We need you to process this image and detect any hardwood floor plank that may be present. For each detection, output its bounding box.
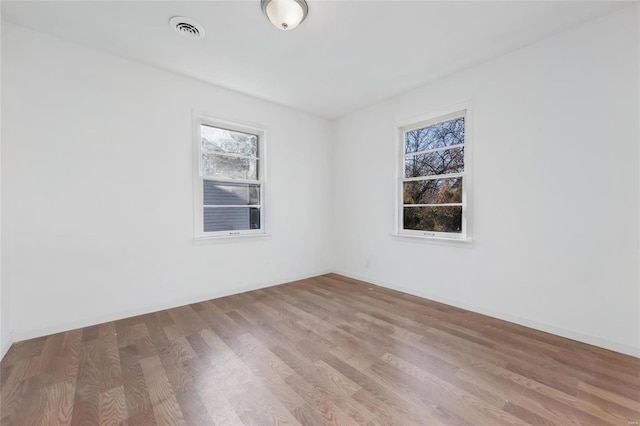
[197,382,244,425]
[1,273,638,425]
[373,353,529,426]
[53,330,82,384]
[167,306,209,336]
[98,385,128,425]
[121,408,157,426]
[1,361,30,425]
[323,351,437,424]
[227,334,306,413]
[515,387,616,426]
[576,388,640,425]
[502,400,557,426]
[119,344,152,417]
[174,390,212,425]
[33,333,65,378]
[291,402,327,425]
[139,355,185,425]
[226,381,302,426]
[42,379,76,425]
[11,372,54,425]
[282,372,364,425]
[578,381,640,412]
[313,359,361,396]
[352,387,437,426]
[454,365,527,407]
[98,323,123,392]
[81,325,100,343]
[70,340,101,426]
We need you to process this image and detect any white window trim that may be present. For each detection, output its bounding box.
[193,114,269,241]
[393,101,473,243]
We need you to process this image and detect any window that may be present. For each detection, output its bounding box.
[398,109,469,240]
[194,117,265,238]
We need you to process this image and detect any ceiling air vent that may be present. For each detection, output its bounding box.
[169,16,205,39]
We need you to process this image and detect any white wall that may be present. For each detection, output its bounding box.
[2,7,639,359]
[2,23,333,341]
[0,14,9,361]
[333,6,640,356]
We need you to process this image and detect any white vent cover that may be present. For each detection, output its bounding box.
[169,16,205,39]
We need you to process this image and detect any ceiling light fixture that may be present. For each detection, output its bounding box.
[261,0,308,31]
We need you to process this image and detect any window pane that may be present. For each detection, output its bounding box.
[202,153,258,180]
[204,207,260,232]
[403,206,462,233]
[405,117,464,154]
[204,181,259,206]
[405,147,463,178]
[403,177,462,205]
[201,125,258,157]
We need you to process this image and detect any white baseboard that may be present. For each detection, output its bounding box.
[12,269,332,343]
[332,269,640,358]
[10,268,639,359]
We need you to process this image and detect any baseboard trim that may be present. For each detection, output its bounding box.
[12,269,332,343]
[332,270,640,358]
[10,268,639,359]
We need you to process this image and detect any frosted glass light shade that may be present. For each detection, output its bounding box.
[261,0,308,31]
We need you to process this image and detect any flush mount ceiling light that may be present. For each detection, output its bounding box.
[261,0,308,31]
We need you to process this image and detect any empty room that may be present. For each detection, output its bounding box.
[0,0,639,425]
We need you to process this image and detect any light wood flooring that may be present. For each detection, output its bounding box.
[1,273,639,425]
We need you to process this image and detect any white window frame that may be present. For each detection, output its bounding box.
[193,115,267,240]
[395,103,472,242]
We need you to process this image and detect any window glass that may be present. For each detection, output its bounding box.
[399,112,467,237]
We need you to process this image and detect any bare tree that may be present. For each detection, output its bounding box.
[403,118,464,232]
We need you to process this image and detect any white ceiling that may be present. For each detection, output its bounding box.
[2,1,629,119]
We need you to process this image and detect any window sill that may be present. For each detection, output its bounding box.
[193,233,271,245]
[391,233,473,247]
